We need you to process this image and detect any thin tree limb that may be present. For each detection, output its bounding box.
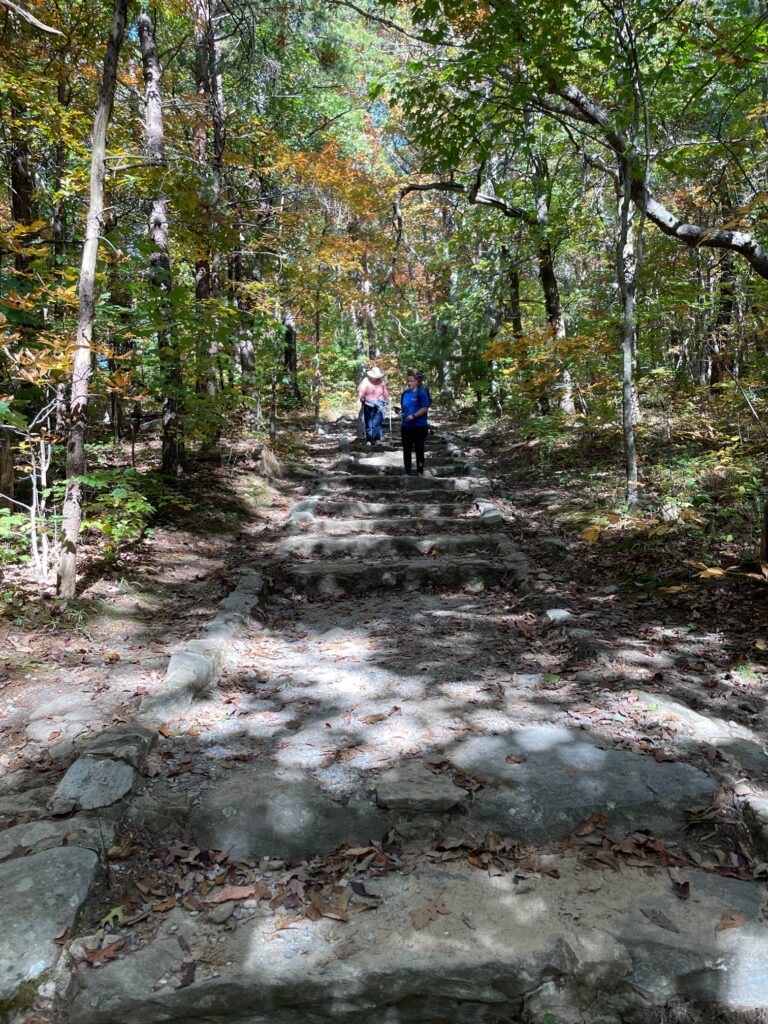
[0,0,63,35]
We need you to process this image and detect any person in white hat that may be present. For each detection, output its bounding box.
[357,366,390,446]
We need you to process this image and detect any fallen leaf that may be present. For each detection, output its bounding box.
[505,754,525,764]
[274,914,303,931]
[409,895,449,930]
[641,907,679,932]
[152,897,178,913]
[208,885,269,904]
[100,905,126,929]
[672,881,690,901]
[158,724,174,737]
[84,939,124,965]
[573,812,607,836]
[716,909,746,932]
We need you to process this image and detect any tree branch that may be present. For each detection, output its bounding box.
[0,0,63,34]
[400,178,534,224]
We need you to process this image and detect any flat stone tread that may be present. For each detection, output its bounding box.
[275,531,516,558]
[285,516,496,535]
[70,858,768,1024]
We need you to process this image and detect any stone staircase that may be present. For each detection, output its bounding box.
[53,425,768,1023]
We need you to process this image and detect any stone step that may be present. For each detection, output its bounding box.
[285,516,495,536]
[69,856,768,1024]
[342,461,470,478]
[306,498,471,519]
[69,730,765,1024]
[277,553,529,595]
[316,474,490,495]
[275,531,516,561]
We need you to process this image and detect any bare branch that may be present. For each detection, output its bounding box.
[0,0,63,35]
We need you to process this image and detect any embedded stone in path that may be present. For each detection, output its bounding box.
[0,816,114,863]
[69,859,768,1024]
[190,766,383,860]
[0,847,98,1004]
[449,726,715,842]
[48,755,136,815]
[375,760,466,813]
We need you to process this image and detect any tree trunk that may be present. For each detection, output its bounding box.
[282,308,300,402]
[0,430,14,510]
[138,10,184,476]
[617,165,639,509]
[56,0,130,598]
[709,251,735,388]
[9,104,36,276]
[313,297,322,433]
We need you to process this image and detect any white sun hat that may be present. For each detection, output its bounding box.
[367,366,384,380]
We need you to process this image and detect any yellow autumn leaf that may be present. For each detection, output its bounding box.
[581,526,601,543]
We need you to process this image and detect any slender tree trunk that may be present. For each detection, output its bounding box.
[138,11,184,476]
[193,0,213,392]
[709,251,735,388]
[313,295,321,433]
[282,308,300,402]
[9,103,36,276]
[617,165,639,509]
[57,0,130,598]
[0,430,13,510]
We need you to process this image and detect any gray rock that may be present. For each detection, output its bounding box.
[82,723,157,769]
[48,756,136,816]
[125,784,192,835]
[28,695,98,722]
[25,718,97,744]
[218,572,265,620]
[744,796,768,853]
[449,727,714,842]
[190,766,384,860]
[545,608,575,623]
[68,860,768,1024]
[375,761,465,813]
[140,650,215,719]
[539,536,569,553]
[0,816,113,863]
[0,847,98,1003]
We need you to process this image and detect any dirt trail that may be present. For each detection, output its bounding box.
[2,422,768,1024]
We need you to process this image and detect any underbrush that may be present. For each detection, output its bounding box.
[471,407,767,568]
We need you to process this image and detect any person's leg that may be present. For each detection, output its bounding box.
[414,427,427,474]
[372,407,383,441]
[363,405,374,442]
[401,428,413,473]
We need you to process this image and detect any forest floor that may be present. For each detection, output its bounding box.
[2,417,768,1023]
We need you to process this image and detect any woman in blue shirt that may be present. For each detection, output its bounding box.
[400,370,431,475]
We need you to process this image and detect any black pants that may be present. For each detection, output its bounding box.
[401,426,428,474]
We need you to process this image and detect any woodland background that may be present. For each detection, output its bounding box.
[1,0,767,600]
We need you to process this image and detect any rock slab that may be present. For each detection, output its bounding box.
[69,860,768,1024]
[449,726,714,842]
[191,767,383,860]
[375,761,465,813]
[0,847,98,1003]
[48,755,136,815]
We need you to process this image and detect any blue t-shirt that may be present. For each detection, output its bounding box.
[401,386,430,428]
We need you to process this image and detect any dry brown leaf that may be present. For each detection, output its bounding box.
[716,909,746,933]
[573,812,607,836]
[152,897,178,913]
[409,895,449,930]
[208,884,269,904]
[84,939,124,965]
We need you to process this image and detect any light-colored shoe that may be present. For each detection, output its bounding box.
[366,441,372,446]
